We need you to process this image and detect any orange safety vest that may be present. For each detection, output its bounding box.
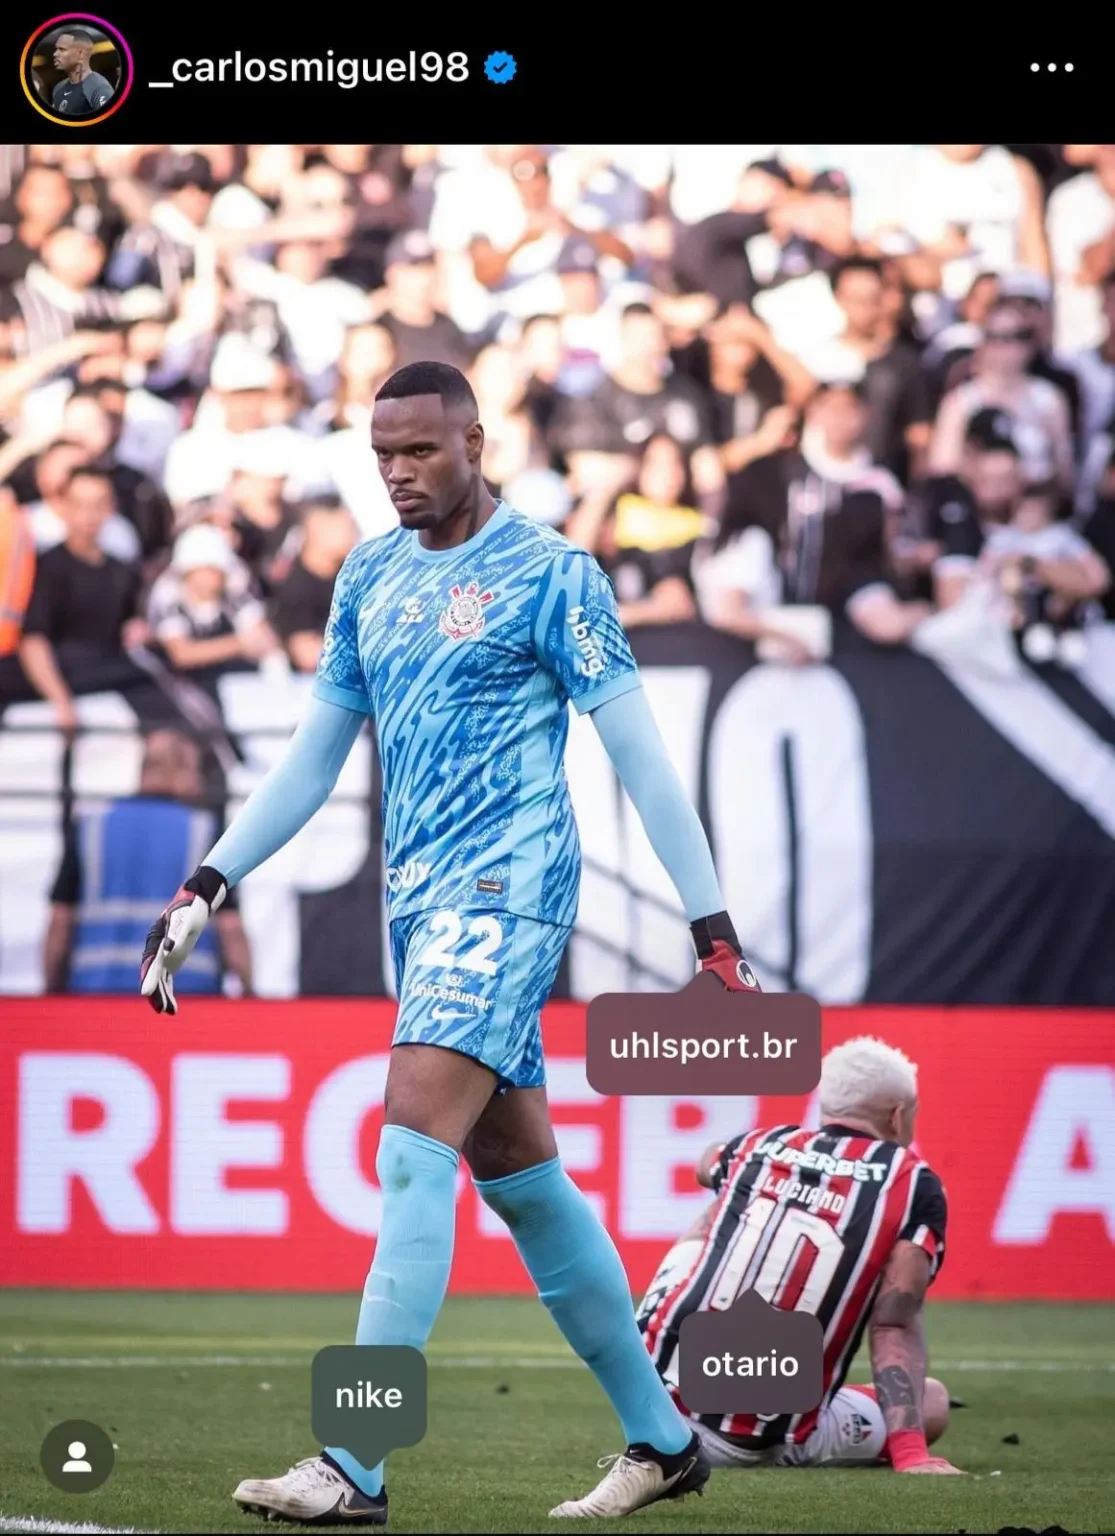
[0,500,36,657]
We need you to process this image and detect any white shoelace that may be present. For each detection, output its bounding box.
[594,1453,642,1475]
[282,1457,345,1496]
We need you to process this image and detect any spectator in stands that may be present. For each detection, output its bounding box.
[9,465,185,730]
[0,429,80,522]
[565,433,703,628]
[882,144,1049,303]
[553,301,723,501]
[656,290,721,385]
[798,257,934,483]
[24,438,140,563]
[747,168,858,353]
[673,159,795,307]
[1,140,1112,724]
[915,271,1002,407]
[916,429,1109,612]
[13,226,163,349]
[997,272,1083,448]
[318,143,414,292]
[376,230,475,371]
[931,274,1084,449]
[551,238,619,397]
[468,343,536,492]
[517,313,565,454]
[1048,143,1115,352]
[43,726,252,995]
[696,382,928,661]
[147,522,280,688]
[206,143,298,230]
[467,147,635,324]
[548,145,653,248]
[929,300,1075,496]
[230,237,372,402]
[322,321,399,433]
[0,481,35,660]
[911,429,1029,608]
[977,478,1109,664]
[162,334,327,510]
[217,452,300,589]
[315,323,399,539]
[269,495,358,672]
[0,163,74,283]
[57,389,173,561]
[705,306,812,474]
[105,151,217,306]
[1064,268,1115,472]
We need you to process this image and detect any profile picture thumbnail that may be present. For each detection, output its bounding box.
[21,14,133,125]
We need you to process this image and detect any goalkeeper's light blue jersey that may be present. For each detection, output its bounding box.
[314,499,641,929]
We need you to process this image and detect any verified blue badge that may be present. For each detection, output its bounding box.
[484,51,517,83]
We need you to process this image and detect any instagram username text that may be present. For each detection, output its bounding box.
[165,52,471,87]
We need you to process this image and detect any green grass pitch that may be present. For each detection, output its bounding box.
[0,1293,1112,1533]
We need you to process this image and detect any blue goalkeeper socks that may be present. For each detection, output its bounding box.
[476,1157,691,1456]
[324,1124,459,1498]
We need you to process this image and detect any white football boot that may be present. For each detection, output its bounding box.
[232,1454,388,1525]
[550,1433,709,1518]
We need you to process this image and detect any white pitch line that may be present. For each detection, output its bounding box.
[0,1353,1112,1373]
[0,1355,309,1369]
[942,1358,1115,1373]
[0,1353,583,1370]
[0,1516,155,1534]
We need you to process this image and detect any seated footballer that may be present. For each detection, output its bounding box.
[636,1037,963,1474]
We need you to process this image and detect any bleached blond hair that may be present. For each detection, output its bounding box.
[819,1036,918,1123]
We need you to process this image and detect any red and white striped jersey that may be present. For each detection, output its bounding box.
[639,1122,947,1448]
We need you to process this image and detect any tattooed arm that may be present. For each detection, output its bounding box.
[871,1241,930,1434]
[869,1240,964,1474]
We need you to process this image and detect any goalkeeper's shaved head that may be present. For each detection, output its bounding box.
[375,361,478,423]
[371,362,489,538]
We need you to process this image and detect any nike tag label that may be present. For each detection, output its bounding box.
[476,879,503,894]
[312,1346,427,1469]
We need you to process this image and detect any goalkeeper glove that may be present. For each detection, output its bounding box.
[140,864,227,1015]
[690,911,762,993]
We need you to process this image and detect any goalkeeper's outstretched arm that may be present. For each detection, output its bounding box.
[140,694,366,1014]
[588,685,761,993]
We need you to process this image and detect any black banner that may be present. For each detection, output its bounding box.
[297,623,1115,1006]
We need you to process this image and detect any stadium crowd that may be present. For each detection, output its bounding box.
[2,141,1115,735]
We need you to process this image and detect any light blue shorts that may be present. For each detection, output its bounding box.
[390,908,570,1089]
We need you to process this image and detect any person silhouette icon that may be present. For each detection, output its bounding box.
[41,1419,114,1491]
[63,1441,92,1474]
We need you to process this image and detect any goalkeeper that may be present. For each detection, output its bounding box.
[140,360,760,1526]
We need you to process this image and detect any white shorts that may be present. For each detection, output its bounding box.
[637,1240,886,1470]
[691,1387,887,1469]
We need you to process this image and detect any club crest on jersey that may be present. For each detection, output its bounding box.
[849,1412,874,1445]
[439,582,494,640]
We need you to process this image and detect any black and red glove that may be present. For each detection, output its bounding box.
[690,911,762,992]
[140,864,227,1015]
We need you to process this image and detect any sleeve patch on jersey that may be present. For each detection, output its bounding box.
[532,550,640,709]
